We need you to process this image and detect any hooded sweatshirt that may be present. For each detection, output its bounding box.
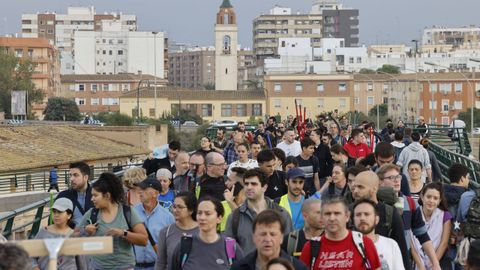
[396,142,431,178]
[391,141,406,160]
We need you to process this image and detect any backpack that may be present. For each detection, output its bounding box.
[286,230,300,258]
[179,235,237,268]
[308,231,372,270]
[464,189,480,239]
[89,204,157,252]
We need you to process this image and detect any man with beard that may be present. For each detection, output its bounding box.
[353,198,405,270]
[275,168,306,230]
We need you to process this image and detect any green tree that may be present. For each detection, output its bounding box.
[245,79,263,90]
[368,104,388,116]
[377,64,400,74]
[458,107,480,130]
[0,49,44,118]
[43,97,81,121]
[359,68,376,74]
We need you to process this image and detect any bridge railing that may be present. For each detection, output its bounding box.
[429,140,480,188]
[0,166,132,239]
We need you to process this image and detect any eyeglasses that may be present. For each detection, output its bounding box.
[209,163,227,167]
[382,174,402,182]
[172,204,187,210]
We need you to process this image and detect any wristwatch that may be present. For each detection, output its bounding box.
[123,230,128,238]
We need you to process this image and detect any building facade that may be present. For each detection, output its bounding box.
[253,6,322,61]
[422,26,480,49]
[0,37,61,117]
[168,47,255,90]
[73,26,167,78]
[21,6,137,74]
[264,74,354,118]
[120,88,265,122]
[61,74,165,115]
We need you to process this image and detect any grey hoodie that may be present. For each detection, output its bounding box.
[396,142,431,177]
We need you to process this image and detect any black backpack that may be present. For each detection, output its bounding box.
[464,189,480,239]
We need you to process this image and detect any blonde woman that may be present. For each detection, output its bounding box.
[123,167,147,206]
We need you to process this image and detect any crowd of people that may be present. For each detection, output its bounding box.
[1,115,480,270]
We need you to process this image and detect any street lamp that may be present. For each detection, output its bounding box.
[152,31,158,119]
[136,71,150,125]
[425,61,475,133]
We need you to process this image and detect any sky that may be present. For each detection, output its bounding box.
[1,0,479,48]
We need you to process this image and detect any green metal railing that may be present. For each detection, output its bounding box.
[0,166,131,239]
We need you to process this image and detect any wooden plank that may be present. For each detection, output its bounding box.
[13,236,113,257]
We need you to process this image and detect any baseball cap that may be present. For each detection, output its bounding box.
[136,178,162,193]
[286,168,305,180]
[52,198,73,212]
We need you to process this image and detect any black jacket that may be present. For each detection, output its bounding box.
[142,157,174,176]
[56,184,94,227]
[314,144,334,178]
[230,250,308,270]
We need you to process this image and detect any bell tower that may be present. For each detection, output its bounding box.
[215,0,238,90]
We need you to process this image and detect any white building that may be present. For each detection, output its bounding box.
[74,24,165,78]
[21,6,137,74]
[263,36,480,75]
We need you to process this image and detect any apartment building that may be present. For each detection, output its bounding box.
[73,24,167,78]
[264,74,354,118]
[253,6,322,61]
[61,74,166,115]
[120,88,265,122]
[21,6,137,74]
[0,37,61,117]
[168,47,255,90]
[422,26,480,49]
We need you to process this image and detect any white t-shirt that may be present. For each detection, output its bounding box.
[374,235,405,270]
[277,140,301,157]
[227,159,258,176]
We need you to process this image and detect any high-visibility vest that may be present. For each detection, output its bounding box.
[219,200,232,232]
[278,194,292,217]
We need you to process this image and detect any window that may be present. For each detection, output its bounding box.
[429,83,437,92]
[356,57,362,63]
[317,83,324,92]
[317,98,324,108]
[236,104,246,117]
[274,99,281,108]
[221,104,232,117]
[149,109,156,117]
[118,50,123,55]
[367,96,374,105]
[102,50,106,55]
[440,83,451,94]
[295,83,303,92]
[455,83,462,92]
[78,84,85,91]
[91,98,99,105]
[339,98,346,108]
[442,117,450,125]
[103,84,109,91]
[223,35,231,54]
[202,104,212,117]
[383,97,388,104]
[354,98,360,104]
[75,98,86,106]
[367,82,373,91]
[383,83,389,92]
[354,83,359,91]
[274,83,282,92]
[102,98,119,105]
[123,84,130,91]
[295,99,303,106]
[109,50,112,55]
[252,104,262,116]
[91,84,97,92]
[15,49,23,57]
[339,83,347,91]
[454,101,463,110]
[27,49,33,57]
[47,29,54,34]
[442,100,449,112]
[429,101,437,110]
[349,57,354,64]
